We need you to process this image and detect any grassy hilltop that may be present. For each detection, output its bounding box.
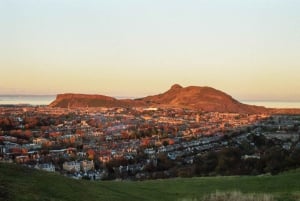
[1,163,300,201]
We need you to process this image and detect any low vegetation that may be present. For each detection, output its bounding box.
[201,191,274,201]
[180,191,275,201]
[1,163,300,201]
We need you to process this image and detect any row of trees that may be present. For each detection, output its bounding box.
[193,146,300,176]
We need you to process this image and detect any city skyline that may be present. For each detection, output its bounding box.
[1,0,300,101]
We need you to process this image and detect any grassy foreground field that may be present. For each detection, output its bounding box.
[0,163,300,201]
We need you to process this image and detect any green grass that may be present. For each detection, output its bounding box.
[199,191,274,201]
[1,163,300,201]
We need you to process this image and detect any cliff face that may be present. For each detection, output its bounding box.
[49,85,268,114]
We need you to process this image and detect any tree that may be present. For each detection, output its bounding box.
[162,140,169,146]
[195,152,218,176]
[24,130,33,140]
[263,146,288,175]
[215,148,242,175]
[157,153,174,171]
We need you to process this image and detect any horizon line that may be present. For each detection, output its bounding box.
[1,94,300,102]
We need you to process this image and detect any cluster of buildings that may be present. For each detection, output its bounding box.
[0,106,299,180]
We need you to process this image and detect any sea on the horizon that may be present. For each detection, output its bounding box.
[0,95,56,105]
[1,95,300,109]
[242,100,300,109]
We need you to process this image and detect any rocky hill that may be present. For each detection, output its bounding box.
[49,93,144,108]
[49,84,268,114]
[139,84,267,113]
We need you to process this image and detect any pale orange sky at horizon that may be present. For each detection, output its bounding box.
[1,0,300,101]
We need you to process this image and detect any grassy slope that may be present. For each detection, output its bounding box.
[1,163,300,201]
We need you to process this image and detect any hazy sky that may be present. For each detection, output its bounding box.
[1,0,299,100]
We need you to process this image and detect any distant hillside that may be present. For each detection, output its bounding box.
[1,163,300,201]
[49,93,145,108]
[50,84,268,114]
[139,84,267,113]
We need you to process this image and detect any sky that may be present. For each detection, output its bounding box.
[0,0,300,101]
